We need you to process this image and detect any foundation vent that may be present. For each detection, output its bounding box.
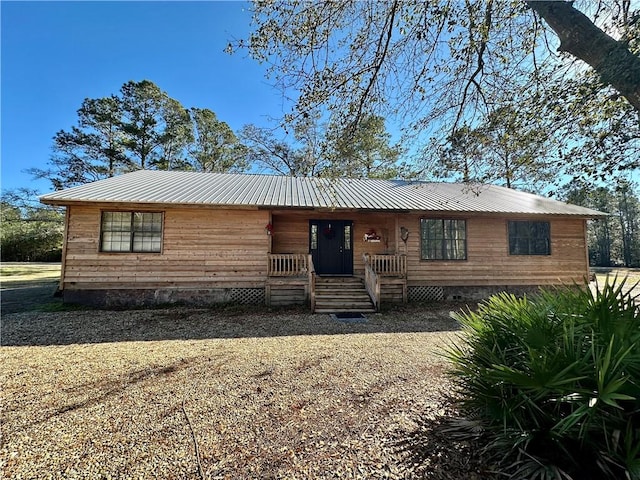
[229,288,265,305]
[408,286,444,302]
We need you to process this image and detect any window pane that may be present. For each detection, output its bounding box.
[444,220,456,240]
[132,213,162,252]
[509,237,521,255]
[446,239,467,260]
[102,231,132,252]
[427,244,442,260]
[344,225,351,250]
[101,212,132,251]
[430,220,443,240]
[532,238,549,255]
[421,218,466,260]
[102,212,131,232]
[133,232,161,252]
[101,211,162,253]
[458,239,467,259]
[134,212,162,232]
[508,221,550,255]
[310,224,318,250]
[420,219,438,259]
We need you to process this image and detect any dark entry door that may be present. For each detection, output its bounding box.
[310,220,353,275]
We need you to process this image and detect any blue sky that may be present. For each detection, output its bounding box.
[2,2,637,197]
[2,1,287,193]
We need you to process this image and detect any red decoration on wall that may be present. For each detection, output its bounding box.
[265,223,273,235]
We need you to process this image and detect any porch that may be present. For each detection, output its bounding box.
[266,253,407,312]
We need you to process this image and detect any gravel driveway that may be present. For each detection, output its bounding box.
[1,282,60,315]
[1,263,62,315]
[1,304,487,479]
[2,264,634,478]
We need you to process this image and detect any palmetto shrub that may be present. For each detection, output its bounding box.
[447,279,640,480]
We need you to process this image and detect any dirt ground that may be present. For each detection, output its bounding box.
[0,264,492,479]
[1,305,486,479]
[1,264,637,479]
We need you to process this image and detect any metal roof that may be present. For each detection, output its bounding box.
[39,170,606,217]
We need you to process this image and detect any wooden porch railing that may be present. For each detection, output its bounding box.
[363,255,381,311]
[268,254,316,311]
[364,254,407,277]
[268,253,309,277]
[308,255,316,312]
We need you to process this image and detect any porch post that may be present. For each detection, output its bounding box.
[395,214,400,254]
[266,211,273,306]
[267,211,273,254]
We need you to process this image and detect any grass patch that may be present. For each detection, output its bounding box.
[1,263,61,284]
[1,268,38,277]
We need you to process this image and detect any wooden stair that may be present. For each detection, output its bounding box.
[314,276,376,314]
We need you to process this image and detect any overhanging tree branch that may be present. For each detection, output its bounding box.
[454,0,494,131]
[351,1,399,131]
[528,0,640,111]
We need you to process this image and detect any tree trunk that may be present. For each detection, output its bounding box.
[618,189,633,267]
[527,1,640,112]
[504,154,512,189]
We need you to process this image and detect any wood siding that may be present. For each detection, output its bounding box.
[62,205,270,290]
[271,210,398,275]
[403,214,589,286]
[271,211,589,286]
[61,205,589,293]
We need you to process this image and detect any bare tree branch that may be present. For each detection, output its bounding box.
[453,0,493,131]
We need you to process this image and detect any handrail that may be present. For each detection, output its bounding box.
[308,254,316,312]
[363,254,380,311]
[268,253,309,277]
[366,254,407,277]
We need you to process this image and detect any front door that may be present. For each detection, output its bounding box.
[310,220,353,275]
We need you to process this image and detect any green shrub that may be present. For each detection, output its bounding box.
[447,278,640,479]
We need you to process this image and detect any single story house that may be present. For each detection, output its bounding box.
[40,170,605,312]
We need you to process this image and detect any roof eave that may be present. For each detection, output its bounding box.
[39,196,607,219]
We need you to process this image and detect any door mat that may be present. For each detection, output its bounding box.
[330,312,367,323]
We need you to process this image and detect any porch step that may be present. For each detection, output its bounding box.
[314,276,376,313]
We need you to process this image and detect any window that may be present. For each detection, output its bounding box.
[420,219,467,260]
[100,211,162,253]
[344,224,351,250]
[508,221,550,255]
[310,224,318,250]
